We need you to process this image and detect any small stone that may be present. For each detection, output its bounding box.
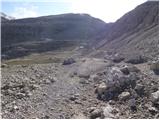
[44,79,51,84]
[49,76,56,83]
[88,107,97,113]
[118,92,130,100]
[29,84,39,90]
[62,58,76,65]
[13,105,19,110]
[74,93,80,98]
[69,95,78,101]
[21,65,27,67]
[154,114,159,119]
[72,113,87,119]
[2,84,10,90]
[78,74,90,79]
[96,82,107,95]
[74,100,82,104]
[148,107,158,114]
[90,108,102,119]
[112,54,124,63]
[79,79,89,84]
[1,64,8,68]
[127,66,140,73]
[135,84,145,96]
[91,74,100,82]
[129,98,137,112]
[42,115,50,119]
[108,100,115,105]
[16,93,26,99]
[120,66,130,75]
[26,91,32,97]
[6,89,14,95]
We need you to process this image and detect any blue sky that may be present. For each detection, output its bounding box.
[1,0,147,22]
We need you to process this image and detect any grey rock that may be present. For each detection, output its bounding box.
[151,91,159,104]
[78,74,90,79]
[41,115,50,119]
[88,107,97,113]
[44,79,51,84]
[1,64,8,68]
[16,93,26,99]
[108,100,116,105]
[127,66,140,73]
[21,65,28,67]
[2,84,10,90]
[135,84,145,96]
[112,54,125,63]
[150,61,159,75]
[79,78,89,84]
[72,113,87,119]
[118,92,130,100]
[96,82,107,96]
[13,105,19,110]
[102,104,115,118]
[101,67,137,100]
[129,98,137,111]
[125,55,147,64]
[90,108,102,119]
[120,66,130,75]
[148,107,158,114]
[69,94,79,101]
[48,76,56,83]
[62,58,76,65]
[26,91,32,97]
[29,84,39,90]
[5,89,14,95]
[91,74,100,82]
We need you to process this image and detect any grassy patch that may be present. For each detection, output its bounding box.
[3,50,75,65]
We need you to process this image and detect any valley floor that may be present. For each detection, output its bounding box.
[1,51,159,119]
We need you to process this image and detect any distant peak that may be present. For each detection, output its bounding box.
[1,12,15,20]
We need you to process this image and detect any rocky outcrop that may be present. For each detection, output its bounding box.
[96,66,139,100]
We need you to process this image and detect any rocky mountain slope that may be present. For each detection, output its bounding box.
[2,13,107,59]
[92,1,159,61]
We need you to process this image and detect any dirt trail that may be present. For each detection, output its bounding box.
[1,62,101,119]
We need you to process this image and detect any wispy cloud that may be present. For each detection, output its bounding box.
[11,4,39,19]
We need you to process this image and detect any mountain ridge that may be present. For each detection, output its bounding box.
[1,1,159,60]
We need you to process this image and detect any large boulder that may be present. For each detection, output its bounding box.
[102,104,115,118]
[89,108,103,119]
[62,58,76,65]
[125,55,147,64]
[151,91,159,105]
[120,65,140,74]
[118,91,130,100]
[97,67,138,100]
[111,54,125,63]
[135,84,145,96]
[150,61,159,75]
[96,82,107,99]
